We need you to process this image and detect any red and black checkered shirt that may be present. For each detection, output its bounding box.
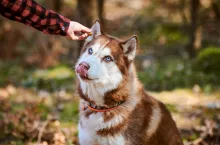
[0,0,70,36]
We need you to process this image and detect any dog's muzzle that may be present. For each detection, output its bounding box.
[76,62,90,77]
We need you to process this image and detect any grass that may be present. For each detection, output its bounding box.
[165,104,178,113]
[60,101,79,124]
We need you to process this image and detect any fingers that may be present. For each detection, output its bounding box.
[67,21,91,40]
[78,33,89,40]
[68,32,89,40]
[68,33,79,40]
[80,25,92,33]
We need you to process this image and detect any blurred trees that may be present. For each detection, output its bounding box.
[75,0,97,58]
[0,19,23,60]
[212,0,220,22]
[149,0,220,58]
[46,0,62,12]
[188,0,201,58]
[0,0,220,61]
[97,0,105,27]
[186,0,220,58]
[75,0,105,58]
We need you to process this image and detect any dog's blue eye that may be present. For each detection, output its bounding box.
[104,56,112,62]
[88,48,93,55]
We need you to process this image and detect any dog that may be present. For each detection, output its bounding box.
[75,20,183,145]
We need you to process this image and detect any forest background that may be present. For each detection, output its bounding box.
[0,0,220,144]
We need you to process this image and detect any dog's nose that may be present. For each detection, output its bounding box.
[76,62,90,77]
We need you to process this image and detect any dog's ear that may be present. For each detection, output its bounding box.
[85,20,103,43]
[121,35,137,61]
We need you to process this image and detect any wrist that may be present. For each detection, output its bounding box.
[61,18,70,36]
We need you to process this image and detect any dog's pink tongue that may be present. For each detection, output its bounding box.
[76,65,88,77]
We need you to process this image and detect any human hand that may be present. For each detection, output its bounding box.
[67,21,92,40]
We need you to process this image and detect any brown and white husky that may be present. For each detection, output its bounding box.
[75,20,183,145]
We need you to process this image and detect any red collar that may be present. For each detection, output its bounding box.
[85,101,124,112]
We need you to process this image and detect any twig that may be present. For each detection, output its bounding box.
[192,137,203,144]
[37,118,51,145]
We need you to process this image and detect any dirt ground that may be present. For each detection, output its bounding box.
[0,85,219,145]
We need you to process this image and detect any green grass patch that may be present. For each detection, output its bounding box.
[10,102,25,113]
[37,103,51,120]
[22,65,76,91]
[60,101,79,124]
[165,104,178,113]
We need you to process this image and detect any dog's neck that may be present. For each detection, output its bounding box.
[84,100,125,112]
[78,63,140,107]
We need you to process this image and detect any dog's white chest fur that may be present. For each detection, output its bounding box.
[78,108,125,145]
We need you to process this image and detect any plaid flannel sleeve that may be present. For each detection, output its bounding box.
[0,0,70,36]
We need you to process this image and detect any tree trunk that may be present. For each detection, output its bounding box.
[97,0,105,27]
[187,0,200,58]
[211,0,220,23]
[45,0,62,12]
[54,0,62,12]
[76,0,97,29]
[179,0,187,24]
[73,0,98,61]
[0,22,22,60]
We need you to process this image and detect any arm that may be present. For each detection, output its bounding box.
[0,0,70,36]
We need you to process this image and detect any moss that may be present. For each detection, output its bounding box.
[195,47,220,75]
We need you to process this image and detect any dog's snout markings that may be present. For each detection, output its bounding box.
[76,20,183,145]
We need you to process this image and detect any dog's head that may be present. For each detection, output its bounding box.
[75,20,137,105]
